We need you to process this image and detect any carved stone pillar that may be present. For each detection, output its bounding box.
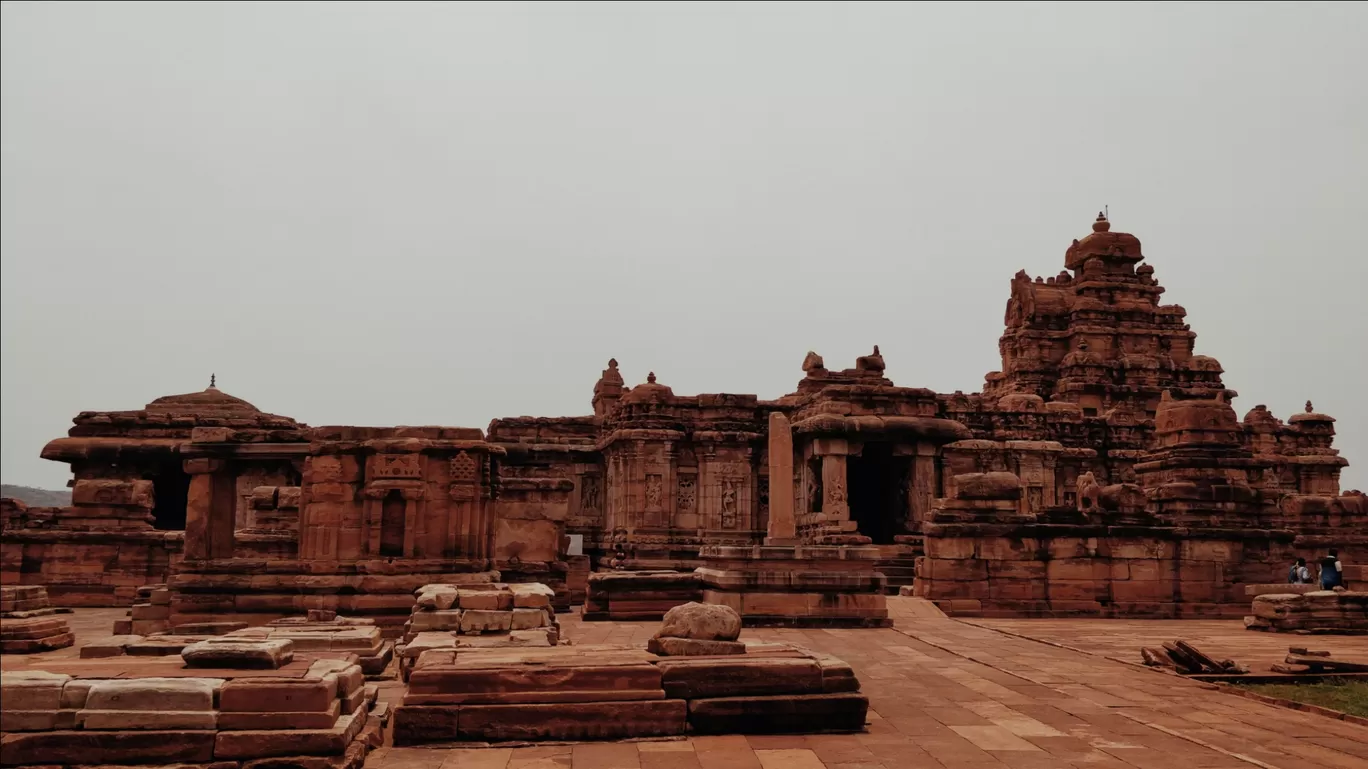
[766,413,797,544]
[184,458,236,560]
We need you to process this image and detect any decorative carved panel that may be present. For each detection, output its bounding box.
[450,452,479,484]
[372,453,422,480]
[645,474,664,511]
[580,475,602,513]
[677,477,696,512]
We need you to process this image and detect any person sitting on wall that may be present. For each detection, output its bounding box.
[1318,549,1344,590]
[1288,557,1311,584]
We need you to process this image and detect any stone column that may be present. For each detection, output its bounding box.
[766,413,797,544]
[184,458,236,560]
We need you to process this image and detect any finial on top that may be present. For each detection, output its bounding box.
[1093,211,1111,233]
[1306,400,1314,413]
[209,373,216,389]
[872,345,880,355]
[608,358,618,369]
[647,372,657,384]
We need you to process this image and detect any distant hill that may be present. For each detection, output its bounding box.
[1,484,71,507]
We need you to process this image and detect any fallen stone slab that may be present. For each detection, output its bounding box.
[220,677,337,713]
[687,692,869,734]
[84,677,222,712]
[182,639,295,669]
[657,657,823,699]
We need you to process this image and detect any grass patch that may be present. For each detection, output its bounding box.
[1235,679,1368,718]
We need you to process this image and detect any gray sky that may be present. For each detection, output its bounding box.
[3,1,1365,492]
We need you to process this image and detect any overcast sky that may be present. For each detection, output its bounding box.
[3,1,1365,492]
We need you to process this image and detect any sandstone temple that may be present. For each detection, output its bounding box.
[4,214,1364,624]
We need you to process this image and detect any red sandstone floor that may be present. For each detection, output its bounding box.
[6,601,1368,768]
[968,616,1368,676]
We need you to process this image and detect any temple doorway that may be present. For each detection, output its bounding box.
[379,490,406,557]
[847,443,907,545]
[151,467,190,531]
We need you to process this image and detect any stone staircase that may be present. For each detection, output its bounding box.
[875,536,924,595]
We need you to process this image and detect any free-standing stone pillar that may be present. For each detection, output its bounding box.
[184,458,236,560]
[766,413,797,544]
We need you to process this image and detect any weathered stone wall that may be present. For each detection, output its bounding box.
[1,501,183,606]
[916,518,1368,618]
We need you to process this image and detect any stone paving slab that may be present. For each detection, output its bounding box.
[971,616,1368,675]
[6,603,1368,768]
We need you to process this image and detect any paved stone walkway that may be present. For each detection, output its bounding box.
[367,597,1368,768]
[5,602,1366,768]
[970,616,1368,675]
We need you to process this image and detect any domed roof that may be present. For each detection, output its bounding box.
[144,377,261,415]
[1065,213,1143,270]
[619,372,675,406]
[1289,400,1335,424]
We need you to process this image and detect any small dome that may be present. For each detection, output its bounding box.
[145,380,261,415]
[1065,213,1143,270]
[1290,400,1335,424]
[619,372,675,406]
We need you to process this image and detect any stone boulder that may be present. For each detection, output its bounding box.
[656,602,741,642]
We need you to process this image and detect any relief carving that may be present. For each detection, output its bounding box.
[645,474,663,511]
[720,480,739,529]
[372,453,422,480]
[580,475,602,513]
[450,452,479,484]
[758,476,769,518]
[677,477,696,512]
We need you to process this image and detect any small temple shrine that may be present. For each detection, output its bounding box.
[3,214,1363,622]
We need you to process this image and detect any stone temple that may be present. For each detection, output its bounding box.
[3,214,1364,625]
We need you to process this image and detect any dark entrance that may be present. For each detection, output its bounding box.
[380,490,406,557]
[151,467,191,531]
[847,443,907,545]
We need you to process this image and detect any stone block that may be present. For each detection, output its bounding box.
[508,582,556,609]
[392,704,461,744]
[510,608,549,629]
[647,637,747,656]
[687,692,869,734]
[80,635,144,658]
[182,639,295,669]
[459,609,512,634]
[0,709,63,732]
[84,677,222,712]
[414,585,458,610]
[409,610,463,632]
[1,671,71,710]
[220,677,337,713]
[454,699,686,742]
[457,589,512,611]
[507,629,555,647]
[406,661,663,704]
[0,730,217,765]
[213,705,367,759]
[78,709,219,730]
[218,700,343,731]
[658,658,823,699]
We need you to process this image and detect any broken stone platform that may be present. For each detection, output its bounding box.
[696,544,890,627]
[1245,589,1368,634]
[395,582,561,681]
[582,570,703,622]
[0,634,389,768]
[392,640,867,744]
[1,586,74,655]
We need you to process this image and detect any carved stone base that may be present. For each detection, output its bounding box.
[696,545,890,627]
